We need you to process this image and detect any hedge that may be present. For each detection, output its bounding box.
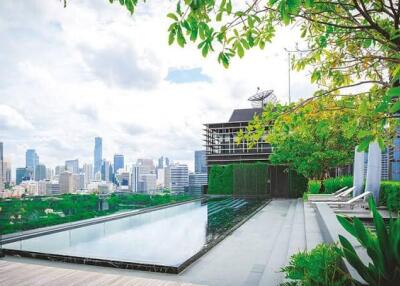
[208,164,234,195]
[379,181,400,212]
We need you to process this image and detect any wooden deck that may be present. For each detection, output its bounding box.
[0,260,202,286]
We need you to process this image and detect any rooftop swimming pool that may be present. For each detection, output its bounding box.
[1,197,268,273]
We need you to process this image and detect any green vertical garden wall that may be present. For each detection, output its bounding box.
[208,163,307,198]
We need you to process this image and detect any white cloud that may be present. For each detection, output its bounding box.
[0,0,316,174]
[0,105,34,131]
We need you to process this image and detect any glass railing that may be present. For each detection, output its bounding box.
[0,192,199,238]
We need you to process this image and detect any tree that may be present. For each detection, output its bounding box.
[238,96,396,180]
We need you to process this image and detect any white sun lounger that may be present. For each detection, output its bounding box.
[313,191,371,209]
[308,186,348,198]
[308,186,355,202]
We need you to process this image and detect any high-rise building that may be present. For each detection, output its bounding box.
[157,156,164,169]
[0,142,3,192]
[16,167,28,185]
[3,159,12,185]
[34,164,47,181]
[113,154,124,173]
[83,163,93,186]
[141,174,157,192]
[72,173,85,191]
[189,172,208,194]
[55,165,66,176]
[26,149,39,178]
[46,168,54,180]
[137,159,155,174]
[101,160,112,182]
[131,165,140,192]
[94,137,103,175]
[59,171,73,194]
[195,150,207,173]
[165,157,170,167]
[65,159,79,174]
[169,164,189,192]
[156,168,165,188]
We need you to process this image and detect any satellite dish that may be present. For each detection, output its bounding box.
[248,89,277,108]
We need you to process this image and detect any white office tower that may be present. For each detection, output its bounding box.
[72,173,85,191]
[0,142,3,192]
[156,168,165,189]
[59,171,73,194]
[83,163,93,186]
[38,180,47,195]
[45,180,60,195]
[169,164,189,192]
[136,159,155,174]
[141,174,157,193]
[131,165,140,192]
[3,159,11,186]
[46,168,54,180]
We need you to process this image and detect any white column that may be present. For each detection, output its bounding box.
[353,147,365,197]
[365,141,382,203]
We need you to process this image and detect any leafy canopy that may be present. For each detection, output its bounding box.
[237,97,396,179]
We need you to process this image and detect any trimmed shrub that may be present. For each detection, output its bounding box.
[323,176,353,194]
[308,180,321,194]
[280,243,351,286]
[379,181,400,212]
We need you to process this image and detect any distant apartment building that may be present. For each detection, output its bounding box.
[195,150,207,173]
[26,149,39,178]
[101,160,113,182]
[113,154,124,173]
[189,172,208,195]
[45,180,60,195]
[168,164,189,192]
[72,173,85,191]
[131,165,140,192]
[141,174,157,192]
[55,165,66,176]
[59,171,73,194]
[16,167,28,185]
[83,163,93,186]
[0,142,3,192]
[65,159,79,174]
[34,164,47,181]
[3,159,12,186]
[156,168,165,188]
[137,159,155,174]
[157,156,164,169]
[94,137,103,175]
[20,180,39,196]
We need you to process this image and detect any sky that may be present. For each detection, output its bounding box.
[0,0,315,174]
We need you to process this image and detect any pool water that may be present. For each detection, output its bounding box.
[2,198,266,271]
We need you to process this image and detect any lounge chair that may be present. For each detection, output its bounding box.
[313,191,371,209]
[308,186,355,202]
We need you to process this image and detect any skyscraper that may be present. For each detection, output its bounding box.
[131,165,140,192]
[195,150,207,173]
[16,167,28,185]
[157,156,164,169]
[26,149,39,178]
[169,164,189,192]
[83,163,93,185]
[0,142,3,192]
[65,159,79,174]
[59,171,73,194]
[165,157,170,167]
[94,137,102,175]
[34,164,47,181]
[113,154,124,173]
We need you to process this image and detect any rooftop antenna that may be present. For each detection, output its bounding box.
[248,89,277,108]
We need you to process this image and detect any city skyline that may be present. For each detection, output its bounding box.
[0,1,315,172]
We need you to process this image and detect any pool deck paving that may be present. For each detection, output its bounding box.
[0,199,322,286]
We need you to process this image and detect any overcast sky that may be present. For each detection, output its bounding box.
[0,0,315,173]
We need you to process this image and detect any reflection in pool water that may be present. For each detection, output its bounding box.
[3,198,265,268]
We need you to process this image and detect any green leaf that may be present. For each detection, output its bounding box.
[337,215,357,237]
[389,101,400,113]
[236,41,244,58]
[166,13,179,21]
[387,87,400,99]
